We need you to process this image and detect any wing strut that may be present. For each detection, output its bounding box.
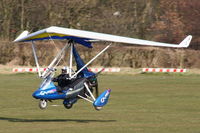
[69,42,73,77]
[70,43,112,79]
[31,41,41,77]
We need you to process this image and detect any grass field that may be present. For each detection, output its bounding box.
[1,73,200,133]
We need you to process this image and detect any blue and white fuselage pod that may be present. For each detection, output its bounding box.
[32,82,66,100]
[32,77,66,100]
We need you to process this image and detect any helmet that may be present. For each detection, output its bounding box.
[61,66,69,74]
[62,66,67,70]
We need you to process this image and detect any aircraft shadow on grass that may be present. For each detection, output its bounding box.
[0,117,116,123]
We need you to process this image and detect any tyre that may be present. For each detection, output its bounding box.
[64,103,73,109]
[39,99,48,109]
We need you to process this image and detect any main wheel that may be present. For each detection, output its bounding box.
[39,99,48,109]
[64,103,73,109]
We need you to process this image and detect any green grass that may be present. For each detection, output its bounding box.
[1,73,200,133]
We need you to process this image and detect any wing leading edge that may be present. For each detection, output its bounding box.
[14,26,192,48]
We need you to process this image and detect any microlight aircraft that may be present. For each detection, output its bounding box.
[14,26,192,110]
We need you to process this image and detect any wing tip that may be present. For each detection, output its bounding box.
[178,35,192,48]
[13,30,29,42]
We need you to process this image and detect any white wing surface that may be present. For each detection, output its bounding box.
[14,26,192,48]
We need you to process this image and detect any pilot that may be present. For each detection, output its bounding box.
[52,66,71,92]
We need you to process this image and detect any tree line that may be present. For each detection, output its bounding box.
[0,0,200,67]
[0,0,199,47]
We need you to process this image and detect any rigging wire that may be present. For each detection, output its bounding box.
[47,34,67,67]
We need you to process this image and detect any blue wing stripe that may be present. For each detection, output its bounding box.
[23,36,93,48]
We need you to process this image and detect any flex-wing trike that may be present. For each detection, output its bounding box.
[32,41,111,110]
[13,26,192,110]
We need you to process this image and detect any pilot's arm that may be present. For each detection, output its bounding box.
[52,76,59,82]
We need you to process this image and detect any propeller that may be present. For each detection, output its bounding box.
[91,68,104,97]
[86,68,104,98]
[94,78,99,97]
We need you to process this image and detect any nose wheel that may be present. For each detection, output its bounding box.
[39,99,48,109]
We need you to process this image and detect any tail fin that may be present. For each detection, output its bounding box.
[93,89,111,110]
[178,35,192,48]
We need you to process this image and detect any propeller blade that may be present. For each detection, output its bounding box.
[95,80,99,97]
[95,68,105,77]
